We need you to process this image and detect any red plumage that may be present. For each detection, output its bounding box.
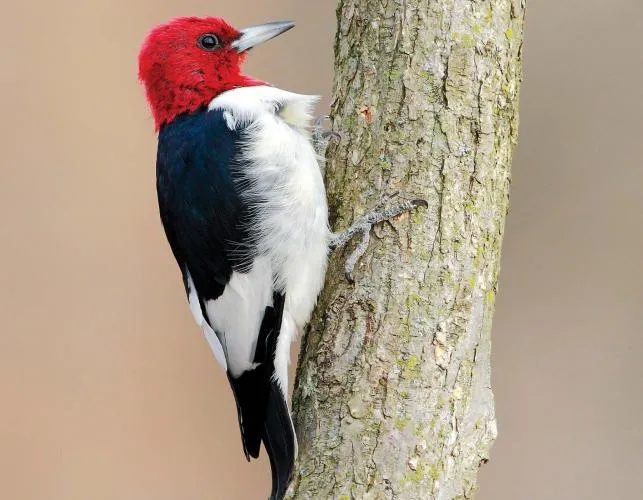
[138,17,264,130]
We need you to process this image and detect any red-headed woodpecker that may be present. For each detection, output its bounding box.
[138,17,329,499]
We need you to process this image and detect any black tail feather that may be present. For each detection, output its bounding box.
[227,292,295,499]
[262,379,296,500]
[227,369,267,459]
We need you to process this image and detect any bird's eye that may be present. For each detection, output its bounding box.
[198,34,220,51]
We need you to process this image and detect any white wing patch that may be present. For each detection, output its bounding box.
[186,273,227,370]
[204,257,274,378]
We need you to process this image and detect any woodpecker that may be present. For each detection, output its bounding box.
[138,17,328,499]
[139,15,426,500]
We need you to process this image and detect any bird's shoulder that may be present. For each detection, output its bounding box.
[156,107,244,225]
[156,106,243,170]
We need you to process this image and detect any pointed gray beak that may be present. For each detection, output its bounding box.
[231,21,295,53]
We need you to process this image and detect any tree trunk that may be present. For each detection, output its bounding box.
[288,1,524,498]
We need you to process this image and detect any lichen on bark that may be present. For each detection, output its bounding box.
[288,1,525,498]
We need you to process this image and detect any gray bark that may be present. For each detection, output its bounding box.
[289,1,524,498]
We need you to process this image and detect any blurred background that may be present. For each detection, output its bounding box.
[0,0,641,498]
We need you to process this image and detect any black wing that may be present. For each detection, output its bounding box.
[156,107,254,301]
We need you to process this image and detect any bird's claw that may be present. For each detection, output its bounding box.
[322,130,341,141]
[312,115,340,160]
[330,198,428,282]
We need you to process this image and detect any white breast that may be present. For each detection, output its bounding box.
[208,86,330,385]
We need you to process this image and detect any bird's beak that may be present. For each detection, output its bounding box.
[231,21,295,53]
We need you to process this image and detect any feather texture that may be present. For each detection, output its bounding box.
[156,85,329,497]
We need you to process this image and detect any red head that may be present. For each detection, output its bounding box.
[138,17,294,130]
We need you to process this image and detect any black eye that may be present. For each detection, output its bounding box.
[198,34,220,51]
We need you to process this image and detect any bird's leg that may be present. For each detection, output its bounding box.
[312,116,426,280]
[312,115,340,173]
[330,198,428,282]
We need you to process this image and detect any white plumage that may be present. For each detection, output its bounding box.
[185,86,330,391]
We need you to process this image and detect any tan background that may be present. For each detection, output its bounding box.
[0,0,640,499]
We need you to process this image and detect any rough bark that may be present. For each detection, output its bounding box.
[288,1,524,498]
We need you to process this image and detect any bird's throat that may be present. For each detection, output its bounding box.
[151,74,267,131]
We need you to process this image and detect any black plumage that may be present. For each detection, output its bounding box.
[157,107,253,299]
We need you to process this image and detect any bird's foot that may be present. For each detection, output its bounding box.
[312,115,340,165]
[330,198,428,282]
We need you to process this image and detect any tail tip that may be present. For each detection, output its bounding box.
[263,380,296,500]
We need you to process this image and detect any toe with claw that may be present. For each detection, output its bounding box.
[330,199,428,282]
[312,115,341,162]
